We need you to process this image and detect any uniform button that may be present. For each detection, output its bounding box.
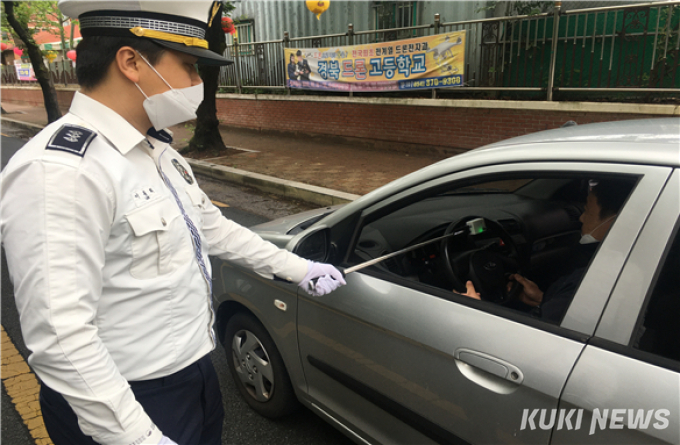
[161,218,167,227]
[202,197,206,205]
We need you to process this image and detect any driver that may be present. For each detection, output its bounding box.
[461,178,635,323]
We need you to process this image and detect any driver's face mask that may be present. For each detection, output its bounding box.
[134,51,204,131]
[579,215,615,244]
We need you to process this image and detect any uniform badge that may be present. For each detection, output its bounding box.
[132,186,159,207]
[172,159,194,184]
[46,124,97,157]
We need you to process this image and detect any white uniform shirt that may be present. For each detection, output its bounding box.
[0,92,308,445]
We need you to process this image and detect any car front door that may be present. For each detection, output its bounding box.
[296,163,671,444]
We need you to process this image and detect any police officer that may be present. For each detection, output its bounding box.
[0,2,345,444]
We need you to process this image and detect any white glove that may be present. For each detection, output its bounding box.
[157,435,178,445]
[299,261,346,297]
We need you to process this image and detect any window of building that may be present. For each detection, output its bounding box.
[373,1,417,41]
[227,19,255,56]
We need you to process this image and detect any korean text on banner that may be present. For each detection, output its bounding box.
[285,31,465,92]
[14,61,37,81]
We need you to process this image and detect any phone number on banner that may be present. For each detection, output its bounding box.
[399,75,464,90]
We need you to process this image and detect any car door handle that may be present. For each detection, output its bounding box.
[454,348,524,394]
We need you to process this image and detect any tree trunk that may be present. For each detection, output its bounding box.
[189,1,228,153]
[58,11,68,87]
[69,18,75,49]
[4,1,62,123]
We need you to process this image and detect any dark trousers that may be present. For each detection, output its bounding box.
[39,354,224,445]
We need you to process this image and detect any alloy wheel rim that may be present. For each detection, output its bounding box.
[231,329,275,402]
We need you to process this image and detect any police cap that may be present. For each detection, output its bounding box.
[58,0,233,66]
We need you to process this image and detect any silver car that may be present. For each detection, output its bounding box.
[212,118,680,445]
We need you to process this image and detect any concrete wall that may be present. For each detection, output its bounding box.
[2,86,77,109]
[2,86,677,155]
[213,95,677,155]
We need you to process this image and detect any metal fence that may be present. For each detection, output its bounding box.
[220,0,680,100]
[2,1,677,101]
[2,61,77,87]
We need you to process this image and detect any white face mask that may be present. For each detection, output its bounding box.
[579,215,616,244]
[134,52,204,131]
[578,233,599,245]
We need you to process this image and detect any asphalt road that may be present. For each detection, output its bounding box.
[1,134,352,445]
[1,133,23,169]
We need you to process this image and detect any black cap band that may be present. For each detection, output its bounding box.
[80,9,206,40]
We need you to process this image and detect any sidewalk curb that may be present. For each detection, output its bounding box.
[187,159,360,206]
[2,118,45,137]
[1,117,359,206]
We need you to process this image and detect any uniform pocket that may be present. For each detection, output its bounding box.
[125,197,186,279]
[184,184,207,226]
[185,184,206,208]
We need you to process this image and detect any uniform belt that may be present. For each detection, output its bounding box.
[128,354,211,390]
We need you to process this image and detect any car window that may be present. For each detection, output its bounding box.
[447,178,533,194]
[350,173,638,326]
[632,220,680,362]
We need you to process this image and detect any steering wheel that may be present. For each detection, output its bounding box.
[440,216,522,303]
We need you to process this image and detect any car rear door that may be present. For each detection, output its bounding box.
[296,162,671,445]
[553,170,680,445]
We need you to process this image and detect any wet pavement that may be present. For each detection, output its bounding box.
[2,100,450,196]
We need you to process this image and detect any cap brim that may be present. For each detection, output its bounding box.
[151,39,233,66]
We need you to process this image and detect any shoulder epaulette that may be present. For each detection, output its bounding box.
[146,128,173,144]
[46,124,97,157]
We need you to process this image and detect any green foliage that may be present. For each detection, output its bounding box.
[2,1,53,36]
[650,5,680,87]
[1,1,69,46]
[232,15,250,26]
[222,1,236,16]
[655,5,679,63]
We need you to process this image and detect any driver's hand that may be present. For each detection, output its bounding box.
[508,274,543,307]
[457,280,481,300]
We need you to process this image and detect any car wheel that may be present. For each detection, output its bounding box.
[224,312,299,418]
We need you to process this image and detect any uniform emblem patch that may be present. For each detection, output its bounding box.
[172,159,194,184]
[46,124,97,157]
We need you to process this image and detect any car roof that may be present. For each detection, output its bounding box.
[478,118,680,150]
[435,117,680,172]
[307,118,679,239]
[346,118,680,209]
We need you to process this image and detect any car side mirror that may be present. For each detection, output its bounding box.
[293,228,329,262]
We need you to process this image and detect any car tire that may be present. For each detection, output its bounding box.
[224,311,299,418]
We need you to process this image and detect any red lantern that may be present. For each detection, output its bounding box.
[221,16,236,35]
[13,47,23,57]
[67,50,77,61]
[0,43,7,51]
